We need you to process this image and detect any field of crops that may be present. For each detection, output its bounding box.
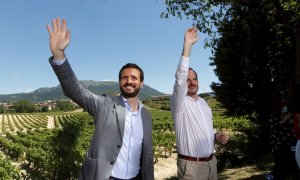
[0,103,256,179]
[0,110,177,179]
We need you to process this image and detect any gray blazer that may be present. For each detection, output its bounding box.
[50,57,154,180]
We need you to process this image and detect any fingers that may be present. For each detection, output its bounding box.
[56,17,61,32]
[217,133,229,144]
[187,26,197,32]
[47,17,70,59]
[47,17,69,36]
[187,27,197,35]
[185,27,199,43]
[222,134,229,142]
[219,138,228,144]
[47,24,52,34]
[52,18,57,32]
[62,19,67,32]
[49,17,67,33]
[47,18,57,34]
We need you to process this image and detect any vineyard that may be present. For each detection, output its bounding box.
[0,110,177,179]
[0,113,93,179]
[0,101,257,179]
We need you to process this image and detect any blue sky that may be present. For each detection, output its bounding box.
[0,0,218,95]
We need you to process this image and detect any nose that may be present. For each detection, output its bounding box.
[127,77,133,83]
[189,79,196,85]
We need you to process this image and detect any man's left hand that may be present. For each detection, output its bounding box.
[215,132,229,145]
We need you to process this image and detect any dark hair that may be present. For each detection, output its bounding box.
[189,67,198,79]
[118,63,144,82]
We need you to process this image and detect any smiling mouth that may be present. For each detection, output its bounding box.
[124,85,135,90]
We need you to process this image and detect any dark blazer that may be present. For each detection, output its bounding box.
[49,57,154,180]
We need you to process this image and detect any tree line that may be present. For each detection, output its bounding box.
[162,0,299,153]
[0,100,76,113]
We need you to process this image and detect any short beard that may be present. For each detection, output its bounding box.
[187,87,198,97]
[120,86,140,98]
[187,91,198,97]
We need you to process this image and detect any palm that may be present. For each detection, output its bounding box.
[50,32,69,52]
[47,18,70,59]
[185,28,198,45]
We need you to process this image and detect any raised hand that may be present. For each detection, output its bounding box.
[47,17,70,60]
[185,27,199,45]
[182,27,199,57]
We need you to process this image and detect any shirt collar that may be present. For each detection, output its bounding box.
[121,96,142,114]
[186,95,200,102]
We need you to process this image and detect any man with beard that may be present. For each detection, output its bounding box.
[170,27,229,180]
[47,17,154,180]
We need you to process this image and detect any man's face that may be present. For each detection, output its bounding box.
[119,68,143,98]
[187,70,198,97]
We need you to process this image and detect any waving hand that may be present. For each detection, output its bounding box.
[182,27,199,57]
[47,17,70,60]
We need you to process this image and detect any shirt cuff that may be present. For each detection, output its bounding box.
[51,57,67,65]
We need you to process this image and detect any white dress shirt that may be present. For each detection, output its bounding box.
[51,57,66,65]
[111,97,143,179]
[170,56,216,157]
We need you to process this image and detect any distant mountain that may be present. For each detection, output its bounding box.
[0,80,165,103]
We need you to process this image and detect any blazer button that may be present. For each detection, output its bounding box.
[117,145,121,148]
[110,162,114,165]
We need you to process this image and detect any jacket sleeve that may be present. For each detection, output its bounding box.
[49,56,103,116]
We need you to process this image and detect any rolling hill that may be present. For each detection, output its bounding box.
[0,80,165,103]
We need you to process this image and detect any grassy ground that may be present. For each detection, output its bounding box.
[218,153,273,179]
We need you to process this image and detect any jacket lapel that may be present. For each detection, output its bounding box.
[112,95,126,140]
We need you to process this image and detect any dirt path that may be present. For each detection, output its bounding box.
[3,115,8,133]
[154,153,177,179]
[154,153,273,180]
[0,115,3,134]
[47,115,55,129]
[68,108,84,113]
[8,115,19,132]
[12,115,24,132]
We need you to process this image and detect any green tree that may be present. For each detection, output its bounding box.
[162,0,300,160]
[211,0,296,116]
[162,0,299,116]
[0,105,4,114]
[56,101,75,112]
[14,99,38,113]
[161,0,230,48]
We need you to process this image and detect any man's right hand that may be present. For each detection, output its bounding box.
[182,27,199,57]
[47,17,70,60]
